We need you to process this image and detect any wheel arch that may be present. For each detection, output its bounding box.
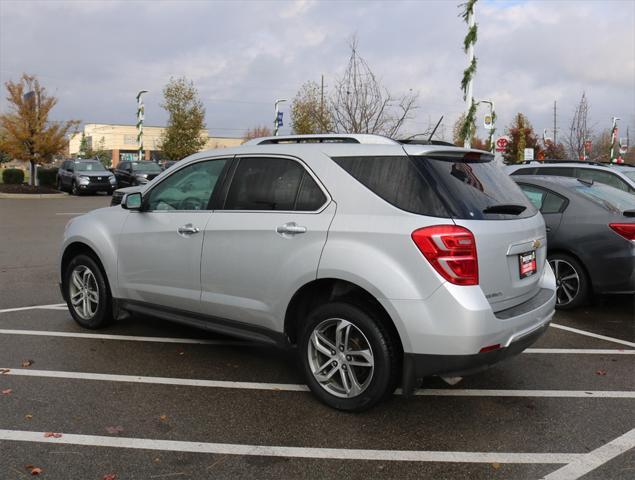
[61,242,113,301]
[284,278,404,356]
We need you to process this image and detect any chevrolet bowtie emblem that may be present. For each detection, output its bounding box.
[532,239,542,249]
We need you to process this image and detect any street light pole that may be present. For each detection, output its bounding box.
[274,99,287,136]
[610,117,620,163]
[136,90,148,161]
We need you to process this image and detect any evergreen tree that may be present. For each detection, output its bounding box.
[503,113,542,164]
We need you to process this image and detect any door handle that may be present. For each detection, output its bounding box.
[177,224,200,235]
[546,226,552,232]
[276,222,307,235]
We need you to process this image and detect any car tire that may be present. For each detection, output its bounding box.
[299,301,399,412]
[64,254,113,329]
[548,253,589,310]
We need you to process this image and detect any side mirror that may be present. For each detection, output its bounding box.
[122,192,142,210]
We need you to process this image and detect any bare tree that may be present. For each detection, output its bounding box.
[566,92,593,160]
[329,38,418,138]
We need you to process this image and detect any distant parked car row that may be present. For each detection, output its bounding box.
[57,159,178,195]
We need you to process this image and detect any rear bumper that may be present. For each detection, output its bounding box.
[401,317,549,393]
[378,264,556,393]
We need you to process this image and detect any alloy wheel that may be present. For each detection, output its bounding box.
[307,318,374,398]
[549,259,580,307]
[68,265,99,320]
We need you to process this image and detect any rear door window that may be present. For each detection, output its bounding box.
[534,167,575,177]
[224,157,317,211]
[511,167,537,175]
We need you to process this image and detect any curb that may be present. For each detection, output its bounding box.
[0,192,68,199]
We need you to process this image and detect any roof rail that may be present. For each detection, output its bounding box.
[397,139,456,146]
[243,134,399,145]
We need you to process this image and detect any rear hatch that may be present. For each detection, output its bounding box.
[403,146,546,312]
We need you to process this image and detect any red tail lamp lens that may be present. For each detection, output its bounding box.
[609,223,635,241]
[411,225,479,286]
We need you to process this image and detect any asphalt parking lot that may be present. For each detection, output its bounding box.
[0,195,633,480]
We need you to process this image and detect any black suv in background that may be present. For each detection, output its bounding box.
[57,159,117,195]
[114,160,162,187]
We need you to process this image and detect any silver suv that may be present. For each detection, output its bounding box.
[59,134,556,411]
[507,161,635,193]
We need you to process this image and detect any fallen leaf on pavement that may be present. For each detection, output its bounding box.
[595,369,607,376]
[105,425,124,434]
[103,474,117,480]
[159,415,168,421]
[1,388,12,395]
[0,368,10,374]
[26,465,43,475]
[25,414,33,420]
[21,360,34,368]
[43,432,62,438]
[492,462,501,469]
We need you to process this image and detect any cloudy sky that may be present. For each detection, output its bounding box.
[1,0,633,143]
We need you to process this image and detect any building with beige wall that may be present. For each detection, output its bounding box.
[69,123,243,167]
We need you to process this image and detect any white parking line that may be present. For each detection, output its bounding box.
[3,369,634,398]
[524,348,634,355]
[0,328,632,354]
[542,428,635,480]
[0,329,253,346]
[0,428,582,464]
[550,323,635,349]
[0,304,66,314]
[54,213,85,215]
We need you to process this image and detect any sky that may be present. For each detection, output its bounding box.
[1,0,634,143]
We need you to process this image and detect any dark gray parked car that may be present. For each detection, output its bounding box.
[113,160,162,188]
[57,159,117,195]
[513,175,635,308]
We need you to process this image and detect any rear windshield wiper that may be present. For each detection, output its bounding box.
[483,204,527,215]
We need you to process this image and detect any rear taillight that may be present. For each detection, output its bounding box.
[609,223,635,241]
[411,225,479,286]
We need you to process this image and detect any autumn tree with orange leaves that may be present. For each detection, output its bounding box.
[0,74,79,184]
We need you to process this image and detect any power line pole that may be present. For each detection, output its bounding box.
[553,100,557,145]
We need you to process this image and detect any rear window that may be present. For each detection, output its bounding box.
[574,183,635,214]
[332,155,536,220]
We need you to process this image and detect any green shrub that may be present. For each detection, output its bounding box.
[37,167,59,187]
[2,168,25,184]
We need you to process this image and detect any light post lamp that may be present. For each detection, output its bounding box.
[480,100,495,153]
[273,99,287,136]
[136,90,148,160]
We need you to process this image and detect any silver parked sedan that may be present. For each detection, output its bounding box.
[59,134,556,411]
[513,175,635,309]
